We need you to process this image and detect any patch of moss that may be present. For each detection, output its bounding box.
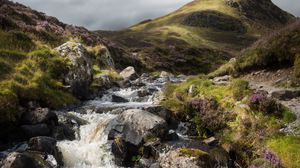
[267,135,300,168]
[179,148,208,157]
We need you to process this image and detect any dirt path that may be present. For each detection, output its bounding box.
[242,68,300,136]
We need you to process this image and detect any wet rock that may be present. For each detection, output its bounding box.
[52,124,76,141]
[141,73,150,78]
[271,90,300,101]
[144,106,178,129]
[203,137,218,146]
[56,42,92,99]
[28,136,63,166]
[98,47,115,68]
[110,109,167,146]
[120,66,138,80]
[158,148,211,168]
[160,71,174,79]
[21,124,50,138]
[137,89,150,97]
[212,75,231,85]
[112,95,129,103]
[28,137,56,154]
[135,158,157,168]
[111,138,139,167]
[110,109,167,167]
[163,130,179,141]
[131,78,146,88]
[93,75,112,89]
[143,140,161,159]
[2,152,39,168]
[115,80,131,88]
[20,108,58,126]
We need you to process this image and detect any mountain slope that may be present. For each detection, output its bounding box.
[99,0,293,74]
[211,18,300,79]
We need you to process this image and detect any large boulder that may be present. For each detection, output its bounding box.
[109,109,167,166]
[2,152,39,168]
[20,124,50,138]
[111,95,129,103]
[28,136,57,155]
[28,136,63,166]
[110,109,167,146]
[160,71,174,79]
[120,66,138,80]
[56,42,92,98]
[20,108,58,126]
[271,90,300,101]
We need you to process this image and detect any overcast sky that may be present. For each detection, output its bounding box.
[13,0,300,31]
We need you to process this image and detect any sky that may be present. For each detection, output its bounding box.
[13,0,300,31]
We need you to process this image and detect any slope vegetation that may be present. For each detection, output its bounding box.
[99,0,293,74]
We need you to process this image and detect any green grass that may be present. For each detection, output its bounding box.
[161,76,235,114]
[231,79,251,101]
[267,135,300,168]
[0,48,77,124]
[0,30,36,52]
[282,109,297,124]
[212,20,300,77]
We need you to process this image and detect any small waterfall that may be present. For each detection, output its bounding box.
[57,112,118,168]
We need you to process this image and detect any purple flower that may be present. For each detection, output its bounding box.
[262,149,281,167]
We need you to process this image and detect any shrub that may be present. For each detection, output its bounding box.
[0,30,35,52]
[188,97,230,134]
[249,91,284,117]
[231,79,251,100]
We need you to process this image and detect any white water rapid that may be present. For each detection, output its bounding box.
[57,76,184,168]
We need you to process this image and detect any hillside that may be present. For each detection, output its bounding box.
[211,18,300,80]
[0,0,141,69]
[99,0,294,74]
[0,0,142,126]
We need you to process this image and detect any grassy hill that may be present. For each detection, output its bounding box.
[210,19,300,78]
[99,0,293,74]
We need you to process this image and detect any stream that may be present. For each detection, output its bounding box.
[56,75,185,168]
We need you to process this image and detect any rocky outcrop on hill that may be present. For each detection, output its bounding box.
[225,0,294,29]
[56,42,93,99]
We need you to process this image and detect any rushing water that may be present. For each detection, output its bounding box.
[57,76,184,168]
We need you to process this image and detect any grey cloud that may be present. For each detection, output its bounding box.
[272,0,300,17]
[13,0,300,31]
